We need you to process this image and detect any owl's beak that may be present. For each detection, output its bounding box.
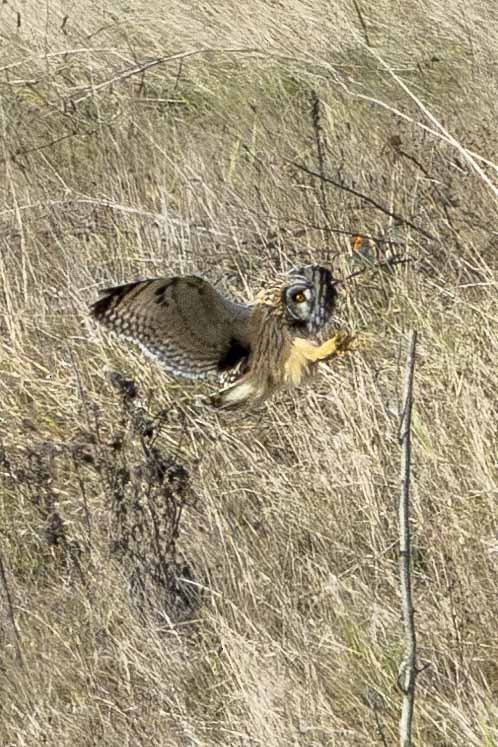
[329,278,339,303]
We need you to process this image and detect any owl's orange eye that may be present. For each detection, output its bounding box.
[293,291,306,303]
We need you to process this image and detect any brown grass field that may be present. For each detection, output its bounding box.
[1,1,497,745]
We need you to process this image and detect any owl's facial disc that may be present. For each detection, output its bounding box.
[284,265,337,334]
[285,284,313,324]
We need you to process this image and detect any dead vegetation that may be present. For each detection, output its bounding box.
[0,1,497,745]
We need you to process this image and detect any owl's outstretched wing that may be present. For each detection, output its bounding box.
[90,276,252,379]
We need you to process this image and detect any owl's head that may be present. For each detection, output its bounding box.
[283,265,337,334]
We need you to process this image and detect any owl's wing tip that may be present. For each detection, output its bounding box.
[90,281,141,321]
[89,291,112,320]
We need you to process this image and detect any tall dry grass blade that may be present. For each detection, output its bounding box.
[398,330,418,747]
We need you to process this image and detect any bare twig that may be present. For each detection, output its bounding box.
[0,548,25,668]
[302,51,498,175]
[310,91,329,222]
[398,330,418,747]
[288,160,436,242]
[65,47,261,107]
[351,0,371,47]
[336,256,413,286]
[368,48,498,199]
[0,127,99,165]
[346,89,498,174]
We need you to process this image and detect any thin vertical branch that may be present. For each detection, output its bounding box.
[310,91,329,223]
[0,548,25,669]
[398,330,418,747]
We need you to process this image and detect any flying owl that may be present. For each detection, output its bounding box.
[90,265,351,408]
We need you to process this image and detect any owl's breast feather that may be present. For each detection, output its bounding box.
[283,338,318,386]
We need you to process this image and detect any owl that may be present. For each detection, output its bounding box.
[90,265,351,408]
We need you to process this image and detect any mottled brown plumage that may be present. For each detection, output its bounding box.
[90,265,351,408]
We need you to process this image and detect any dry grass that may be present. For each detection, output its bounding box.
[1,1,498,745]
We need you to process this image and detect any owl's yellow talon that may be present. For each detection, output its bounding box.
[316,331,355,361]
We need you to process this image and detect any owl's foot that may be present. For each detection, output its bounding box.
[315,331,355,361]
